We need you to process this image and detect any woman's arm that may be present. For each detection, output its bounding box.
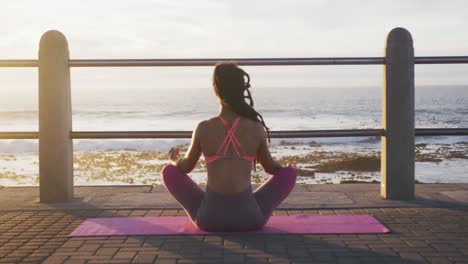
[168,122,203,173]
[256,127,283,174]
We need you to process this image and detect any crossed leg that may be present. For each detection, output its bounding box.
[161,165,204,223]
[253,166,297,220]
[162,164,297,227]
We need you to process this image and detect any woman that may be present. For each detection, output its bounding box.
[162,62,297,231]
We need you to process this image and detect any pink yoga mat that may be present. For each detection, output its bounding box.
[69,215,390,236]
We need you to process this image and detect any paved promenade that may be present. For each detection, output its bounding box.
[0,183,467,264]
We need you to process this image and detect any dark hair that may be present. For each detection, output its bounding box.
[212,62,270,142]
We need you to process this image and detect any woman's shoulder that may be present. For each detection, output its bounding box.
[237,117,266,140]
[195,117,218,132]
[200,116,219,127]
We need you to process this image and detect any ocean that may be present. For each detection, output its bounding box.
[0,85,467,186]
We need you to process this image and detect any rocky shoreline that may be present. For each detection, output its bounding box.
[0,141,467,186]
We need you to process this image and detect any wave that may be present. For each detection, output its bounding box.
[0,111,37,118]
[1,136,466,154]
[0,139,190,153]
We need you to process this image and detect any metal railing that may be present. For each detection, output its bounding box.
[1,128,468,140]
[2,56,468,68]
[0,28,467,202]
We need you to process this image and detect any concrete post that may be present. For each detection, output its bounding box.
[381,27,415,200]
[38,30,74,202]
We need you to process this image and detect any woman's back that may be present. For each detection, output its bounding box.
[198,113,263,194]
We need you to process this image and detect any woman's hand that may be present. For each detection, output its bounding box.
[168,147,180,162]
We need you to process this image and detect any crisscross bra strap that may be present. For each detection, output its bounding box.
[215,116,241,156]
[204,116,256,164]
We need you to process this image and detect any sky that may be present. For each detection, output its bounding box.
[0,0,467,103]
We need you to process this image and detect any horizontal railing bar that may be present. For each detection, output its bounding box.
[0,132,38,139]
[416,128,468,136]
[68,58,385,67]
[415,56,468,64]
[73,131,191,139]
[0,60,38,67]
[71,129,385,139]
[1,128,468,140]
[1,56,468,67]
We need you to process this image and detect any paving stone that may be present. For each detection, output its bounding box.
[88,260,133,264]
[95,247,118,256]
[154,258,177,264]
[224,253,245,263]
[42,255,69,264]
[114,250,138,259]
[132,253,157,263]
[78,243,100,252]
[64,260,87,264]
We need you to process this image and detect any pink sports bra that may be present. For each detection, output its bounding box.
[204,116,256,165]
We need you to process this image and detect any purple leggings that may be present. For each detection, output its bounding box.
[162,165,297,231]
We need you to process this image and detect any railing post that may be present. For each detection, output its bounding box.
[381,28,415,200]
[38,30,73,202]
